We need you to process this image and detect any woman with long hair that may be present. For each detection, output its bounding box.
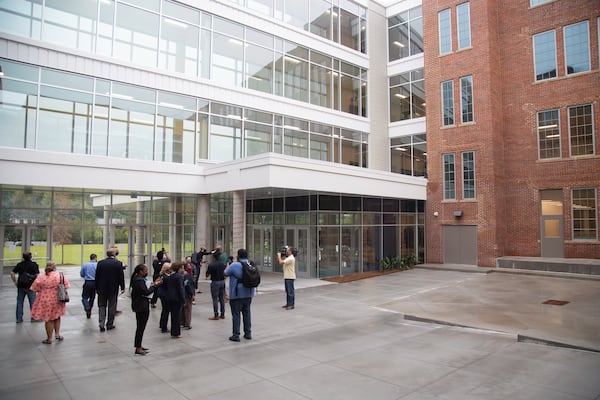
[30,261,69,344]
[130,264,162,355]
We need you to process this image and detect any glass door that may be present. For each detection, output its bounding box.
[110,225,150,278]
[275,226,310,278]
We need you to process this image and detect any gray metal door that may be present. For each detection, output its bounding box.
[540,190,564,258]
[443,225,477,265]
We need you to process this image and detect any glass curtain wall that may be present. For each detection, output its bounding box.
[0,0,367,116]
[0,187,197,270]
[0,58,367,167]
[247,194,425,278]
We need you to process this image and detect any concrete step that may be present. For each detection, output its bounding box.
[496,256,600,276]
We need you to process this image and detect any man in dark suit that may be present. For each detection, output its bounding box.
[95,247,125,332]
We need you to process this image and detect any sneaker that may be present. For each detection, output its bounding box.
[16,320,23,324]
[285,306,295,310]
[229,335,240,342]
[243,334,252,340]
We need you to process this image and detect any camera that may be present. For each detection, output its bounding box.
[279,246,298,257]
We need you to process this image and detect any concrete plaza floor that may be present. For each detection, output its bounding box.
[1,265,599,400]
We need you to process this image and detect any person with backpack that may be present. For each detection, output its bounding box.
[10,251,40,323]
[223,249,256,342]
[277,246,296,310]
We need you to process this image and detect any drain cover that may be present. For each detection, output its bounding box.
[543,299,570,306]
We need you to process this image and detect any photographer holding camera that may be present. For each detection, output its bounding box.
[277,246,296,310]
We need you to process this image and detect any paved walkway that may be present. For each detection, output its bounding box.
[1,265,599,399]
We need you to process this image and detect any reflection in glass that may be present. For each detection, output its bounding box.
[0,78,37,149]
[564,21,590,74]
[159,15,199,76]
[245,43,274,94]
[533,30,557,80]
[114,3,159,68]
[212,32,244,87]
[43,0,97,52]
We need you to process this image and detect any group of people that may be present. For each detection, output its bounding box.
[10,244,298,353]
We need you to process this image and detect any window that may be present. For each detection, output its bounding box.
[462,151,475,199]
[442,80,454,126]
[443,153,456,200]
[390,134,427,177]
[572,188,597,240]
[533,30,557,81]
[389,69,425,122]
[457,3,471,49]
[530,0,553,6]
[438,9,452,54]
[388,6,423,61]
[460,75,473,123]
[537,109,560,159]
[564,21,590,74]
[569,104,594,156]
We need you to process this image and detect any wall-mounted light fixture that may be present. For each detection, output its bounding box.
[453,210,463,217]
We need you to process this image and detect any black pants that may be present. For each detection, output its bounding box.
[134,310,149,348]
[167,300,182,336]
[159,297,169,331]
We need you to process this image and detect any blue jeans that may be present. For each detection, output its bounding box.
[210,280,226,317]
[81,280,96,311]
[229,297,252,338]
[16,288,36,321]
[285,279,295,307]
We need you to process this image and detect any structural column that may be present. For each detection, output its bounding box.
[196,194,211,250]
[232,190,246,254]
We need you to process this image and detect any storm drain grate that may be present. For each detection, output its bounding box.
[542,299,570,306]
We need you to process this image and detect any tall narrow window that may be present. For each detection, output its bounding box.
[537,109,560,159]
[564,21,590,75]
[457,3,471,49]
[462,151,475,199]
[460,75,473,123]
[443,153,456,200]
[533,30,557,81]
[442,80,454,126]
[569,104,594,156]
[438,9,452,55]
[572,188,597,240]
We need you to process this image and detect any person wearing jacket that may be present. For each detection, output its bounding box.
[130,264,162,355]
[10,251,40,323]
[95,247,125,332]
[224,249,255,342]
[163,261,185,338]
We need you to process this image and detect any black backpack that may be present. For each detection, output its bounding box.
[240,261,260,288]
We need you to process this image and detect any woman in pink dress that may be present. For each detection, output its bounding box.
[30,261,70,344]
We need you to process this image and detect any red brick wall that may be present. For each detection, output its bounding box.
[424,0,600,266]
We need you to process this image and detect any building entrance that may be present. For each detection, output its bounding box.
[108,225,151,277]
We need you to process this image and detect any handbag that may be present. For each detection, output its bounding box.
[58,272,70,302]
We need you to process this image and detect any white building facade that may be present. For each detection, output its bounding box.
[0,0,426,278]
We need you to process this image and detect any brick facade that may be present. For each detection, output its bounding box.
[423,0,600,266]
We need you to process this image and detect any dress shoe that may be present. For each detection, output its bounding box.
[142,347,150,351]
[86,310,91,319]
[209,316,219,320]
[106,325,115,330]
[281,305,289,308]
[134,350,148,356]
[243,334,252,340]
[285,306,295,310]
[229,335,240,342]
[16,320,23,323]
[171,335,182,339]
[99,326,106,332]
[219,315,225,319]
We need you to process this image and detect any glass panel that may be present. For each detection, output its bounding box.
[156,93,197,164]
[572,188,597,239]
[442,80,454,126]
[564,21,590,74]
[438,8,452,54]
[309,0,332,40]
[283,53,309,102]
[457,2,471,49]
[37,86,93,154]
[0,0,42,40]
[443,153,456,199]
[92,94,109,156]
[212,31,244,87]
[569,104,593,156]
[362,225,380,271]
[114,3,159,67]
[43,0,97,52]
[310,133,330,161]
[310,62,331,107]
[0,78,38,149]
[283,0,309,30]
[318,226,339,277]
[341,226,359,274]
[159,14,200,76]
[110,97,156,160]
[460,75,473,123]
[544,220,560,238]
[462,151,475,199]
[533,30,557,80]
[339,7,359,50]
[245,121,272,156]
[97,0,114,57]
[210,115,242,161]
[538,109,560,159]
[283,127,308,158]
[245,42,274,94]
